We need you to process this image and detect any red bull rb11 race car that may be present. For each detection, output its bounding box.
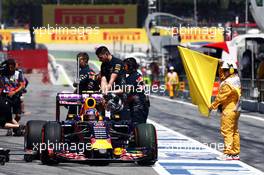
[24,92,157,166]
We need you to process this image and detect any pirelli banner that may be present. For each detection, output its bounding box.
[43,5,137,28]
[34,28,149,44]
[150,27,224,43]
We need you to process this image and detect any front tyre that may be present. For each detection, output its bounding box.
[134,123,157,166]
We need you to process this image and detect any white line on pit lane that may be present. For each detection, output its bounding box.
[150,95,264,122]
[148,119,264,175]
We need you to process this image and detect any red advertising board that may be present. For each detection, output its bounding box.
[3,49,48,70]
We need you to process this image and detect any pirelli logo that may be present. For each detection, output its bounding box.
[51,33,89,41]
[103,32,141,41]
[55,8,125,26]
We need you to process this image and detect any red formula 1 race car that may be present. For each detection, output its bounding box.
[24,92,157,166]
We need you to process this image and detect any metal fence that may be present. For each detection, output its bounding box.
[241,79,264,102]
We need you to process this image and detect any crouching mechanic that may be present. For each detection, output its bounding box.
[0,74,24,136]
[1,59,25,123]
[123,57,150,124]
[209,60,241,160]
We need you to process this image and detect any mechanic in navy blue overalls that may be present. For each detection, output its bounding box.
[96,46,127,120]
[68,52,99,116]
[123,57,150,124]
[95,46,126,93]
[74,52,99,93]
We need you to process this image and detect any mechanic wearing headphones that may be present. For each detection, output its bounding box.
[209,60,241,161]
[95,46,126,93]
[123,57,150,124]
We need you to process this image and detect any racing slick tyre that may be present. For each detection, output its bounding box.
[40,121,62,165]
[135,123,157,166]
[24,120,47,162]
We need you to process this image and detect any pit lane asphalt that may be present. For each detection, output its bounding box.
[57,59,264,172]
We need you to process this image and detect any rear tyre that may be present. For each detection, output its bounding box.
[134,123,157,166]
[24,120,46,161]
[40,121,62,165]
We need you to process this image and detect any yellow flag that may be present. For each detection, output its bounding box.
[178,46,219,117]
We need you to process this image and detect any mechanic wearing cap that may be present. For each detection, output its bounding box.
[209,60,241,161]
[95,46,126,93]
[166,66,179,99]
[123,57,150,124]
[75,52,99,93]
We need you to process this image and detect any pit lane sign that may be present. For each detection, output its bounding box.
[43,5,137,28]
